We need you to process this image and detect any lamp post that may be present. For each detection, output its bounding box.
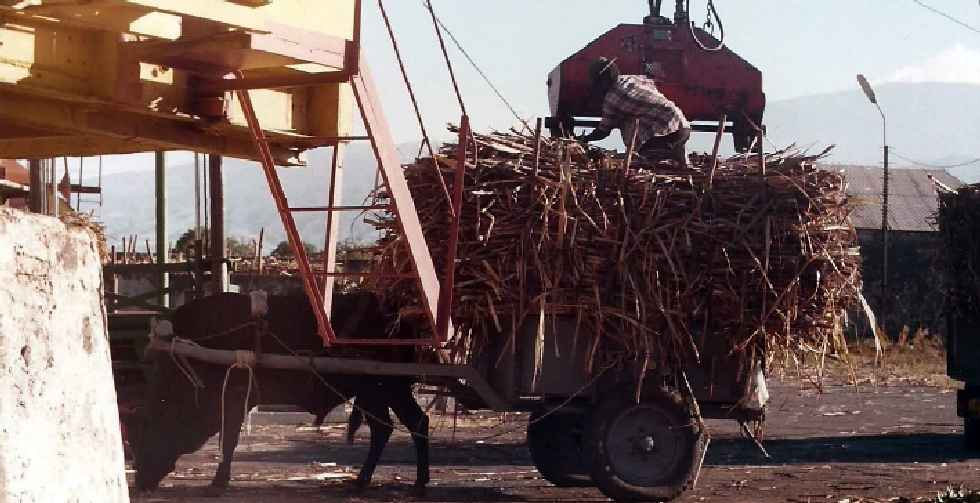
[857,74,889,328]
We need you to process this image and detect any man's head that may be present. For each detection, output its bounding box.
[589,57,620,96]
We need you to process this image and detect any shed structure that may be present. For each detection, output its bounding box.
[0,0,359,163]
[1,0,447,346]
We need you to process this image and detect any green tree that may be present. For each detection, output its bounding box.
[226,236,254,258]
[272,240,318,258]
[175,228,256,258]
[174,227,202,256]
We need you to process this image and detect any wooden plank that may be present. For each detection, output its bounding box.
[4,4,182,40]
[123,30,348,72]
[196,70,351,93]
[250,29,348,69]
[0,135,158,158]
[115,0,356,39]
[0,90,302,164]
[0,10,349,141]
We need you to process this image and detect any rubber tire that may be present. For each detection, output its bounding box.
[966,417,980,451]
[527,406,592,487]
[585,390,706,502]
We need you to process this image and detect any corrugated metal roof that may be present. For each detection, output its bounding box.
[820,165,964,232]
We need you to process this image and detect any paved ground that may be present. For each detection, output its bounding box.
[129,381,979,502]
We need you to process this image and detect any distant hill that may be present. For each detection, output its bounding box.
[93,82,980,245]
[763,82,980,168]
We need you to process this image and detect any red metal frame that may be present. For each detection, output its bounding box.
[349,60,452,344]
[232,0,462,347]
[235,61,461,347]
[235,80,336,344]
[436,115,469,340]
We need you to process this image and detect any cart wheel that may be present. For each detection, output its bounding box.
[585,390,706,502]
[527,405,592,487]
[966,418,980,451]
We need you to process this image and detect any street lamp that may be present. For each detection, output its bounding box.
[856,74,890,329]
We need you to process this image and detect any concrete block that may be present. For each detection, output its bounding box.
[0,208,128,503]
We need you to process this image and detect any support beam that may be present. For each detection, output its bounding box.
[28,159,43,213]
[350,62,446,337]
[0,136,163,160]
[321,144,344,317]
[0,92,302,165]
[195,70,352,94]
[49,158,57,217]
[124,31,349,73]
[155,151,169,308]
[209,154,228,294]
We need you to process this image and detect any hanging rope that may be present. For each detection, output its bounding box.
[425,0,467,118]
[422,1,533,133]
[380,0,434,158]
[218,349,257,461]
[379,0,452,209]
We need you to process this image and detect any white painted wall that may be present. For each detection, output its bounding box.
[0,208,128,503]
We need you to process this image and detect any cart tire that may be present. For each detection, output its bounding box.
[527,406,592,487]
[966,418,980,451]
[585,390,706,502]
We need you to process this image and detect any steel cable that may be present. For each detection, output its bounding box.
[420,1,533,133]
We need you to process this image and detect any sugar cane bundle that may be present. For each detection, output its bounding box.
[369,128,861,376]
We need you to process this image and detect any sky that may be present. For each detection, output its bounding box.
[88,0,980,176]
[358,0,980,144]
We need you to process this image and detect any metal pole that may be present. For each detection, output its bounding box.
[876,104,888,331]
[50,159,58,218]
[209,154,228,293]
[436,114,470,342]
[28,159,43,213]
[322,144,345,317]
[155,151,169,308]
[881,144,889,326]
[194,153,201,240]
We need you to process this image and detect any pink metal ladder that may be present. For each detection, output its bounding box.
[234,63,451,346]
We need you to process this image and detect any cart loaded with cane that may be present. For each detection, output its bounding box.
[154,121,860,501]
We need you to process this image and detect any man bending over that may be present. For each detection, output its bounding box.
[578,57,692,166]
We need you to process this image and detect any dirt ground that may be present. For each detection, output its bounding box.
[128,372,979,503]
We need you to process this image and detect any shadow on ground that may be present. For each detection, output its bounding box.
[707,433,975,465]
[230,432,975,468]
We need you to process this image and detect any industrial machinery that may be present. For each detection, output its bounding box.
[547,0,765,151]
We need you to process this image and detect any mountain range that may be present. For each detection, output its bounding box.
[89,82,980,246]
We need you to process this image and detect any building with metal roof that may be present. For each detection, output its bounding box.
[823,165,964,336]
[822,165,964,232]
